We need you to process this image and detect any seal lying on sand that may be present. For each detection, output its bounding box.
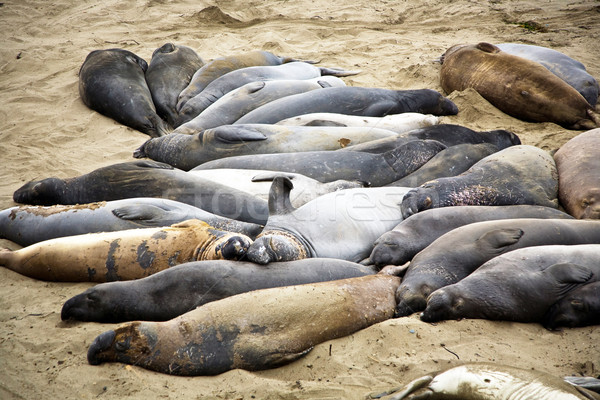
[87,274,400,376]
[0,219,252,282]
[0,197,263,246]
[78,48,171,137]
[61,258,377,323]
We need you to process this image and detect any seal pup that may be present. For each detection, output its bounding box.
[543,281,600,330]
[400,145,559,219]
[0,197,263,246]
[86,274,400,376]
[554,128,600,219]
[440,42,599,129]
[421,244,600,324]
[145,43,205,126]
[78,48,171,137]
[0,219,252,282]
[61,258,377,322]
[246,177,411,264]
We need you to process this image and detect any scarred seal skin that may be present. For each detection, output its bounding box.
[440,42,599,129]
[61,258,377,323]
[400,145,559,219]
[86,274,401,376]
[0,219,252,282]
[543,281,600,330]
[78,48,171,137]
[374,362,600,400]
[553,128,600,219]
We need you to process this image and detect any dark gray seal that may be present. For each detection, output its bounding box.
[400,145,559,219]
[497,43,599,106]
[421,244,600,323]
[192,139,447,186]
[0,197,263,246]
[61,258,377,323]
[134,123,399,171]
[543,281,600,330]
[395,218,600,317]
[12,160,268,225]
[145,43,205,127]
[78,48,171,137]
[366,205,573,268]
[234,87,459,125]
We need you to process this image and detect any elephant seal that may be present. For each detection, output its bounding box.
[375,363,600,400]
[275,112,439,134]
[440,42,599,129]
[367,205,573,268]
[192,139,447,186]
[145,43,205,126]
[0,219,252,282]
[78,48,171,137]
[87,274,400,376]
[234,87,459,125]
[543,281,600,330]
[174,76,346,134]
[0,198,263,246]
[395,218,600,317]
[134,124,400,171]
[61,258,377,322]
[554,128,600,219]
[12,160,268,225]
[246,177,411,264]
[189,169,364,207]
[497,43,599,106]
[420,244,600,323]
[400,145,559,219]
[176,50,308,111]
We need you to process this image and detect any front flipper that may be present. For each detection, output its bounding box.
[111,204,168,224]
[211,125,268,144]
[476,228,524,256]
[251,172,298,183]
[546,263,594,297]
[377,375,434,400]
[259,347,313,369]
[268,176,296,216]
[318,66,361,77]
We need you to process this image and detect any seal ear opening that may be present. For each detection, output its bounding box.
[268,176,296,216]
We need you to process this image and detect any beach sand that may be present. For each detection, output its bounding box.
[1,0,599,398]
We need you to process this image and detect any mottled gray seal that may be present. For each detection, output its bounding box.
[554,128,600,219]
[145,43,205,127]
[234,87,459,125]
[78,48,171,137]
[367,205,573,268]
[0,219,252,282]
[246,177,411,264]
[400,145,559,219]
[12,160,268,225]
[134,123,400,171]
[543,281,600,330]
[421,244,600,323]
[0,197,263,246]
[61,258,377,322]
[440,42,599,129]
[192,139,447,186]
[395,218,600,317]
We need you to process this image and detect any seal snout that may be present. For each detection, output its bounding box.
[87,330,116,365]
[246,237,274,265]
[219,236,252,260]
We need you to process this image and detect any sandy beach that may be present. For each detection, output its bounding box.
[1,0,599,398]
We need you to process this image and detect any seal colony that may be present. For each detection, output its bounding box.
[0,14,596,396]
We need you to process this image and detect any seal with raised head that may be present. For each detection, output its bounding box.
[174,76,346,134]
[420,244,600,324]
[78,48,171,137]
[192,139,447,186]
[145,43,205,127]
[246,177,411,264]
[234,87,459,125]
[400,145,559,219]
[134,123,400,171]
[554,127,600,219]
[61,258,377,323]
[366,205,573,268]
[0,219,252,282]
[440,42,599,129]
[0,197,263,246]
[395,218,600,317]
[12,160,268,225]
[86,274,400,376]
[543,281,600,330]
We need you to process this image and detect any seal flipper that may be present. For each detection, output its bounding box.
[268,176,296,216]
[476,42,501,54]
[318,66,361,77]
[111,204,168,223]
[304,120,347,127]
[241,80,266,94]
[251,172,298,182]
[132,160,174,170]
[259,347,313,369]
[211,125,268,144]
[476,228,524,255]
[546,263,594,296]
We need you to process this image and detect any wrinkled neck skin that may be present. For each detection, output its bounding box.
[193,229,250,261]
[259,228,314,258]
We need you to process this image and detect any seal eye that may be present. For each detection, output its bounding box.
[115,338,130,352]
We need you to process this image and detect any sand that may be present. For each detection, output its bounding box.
[1,0,599,398]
